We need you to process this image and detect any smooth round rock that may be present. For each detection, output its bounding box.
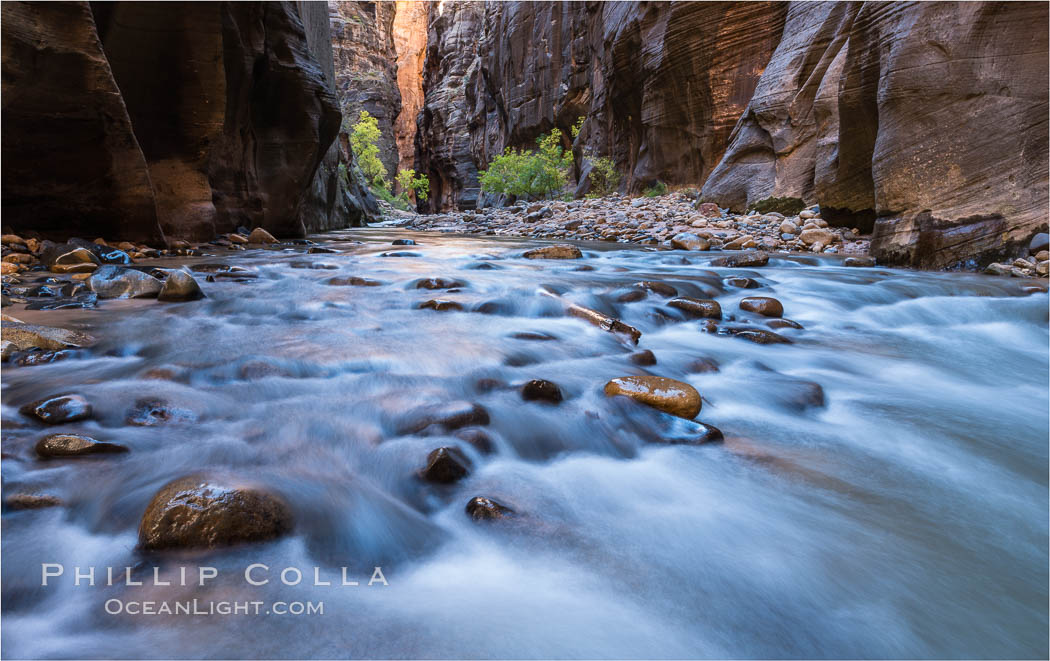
[729,328,792,345]
[670,232,710,251]
[767,318,804,330]
[466,496,514,522]
[711,251,769,268]
[158,270,204,302]
[668,297,722,319]
[632,281,678,297]
[724,277,761,289]
[88,266,163,299]
[843,256,876,267]
[420,447,470,483]
[392,238,416,246]
[20,394,92,424]
[604,375,702,419]
[138,475,293,551]
[1029,232,1049,255]
[521,379,563,404]
[522,244,582,259]
[739,296,784,318]
[36,433,127,458]
[247,228,278,244]
[415,277,464,290]
[629,349,657,366]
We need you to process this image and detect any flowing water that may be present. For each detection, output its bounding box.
[2,230,1048,659]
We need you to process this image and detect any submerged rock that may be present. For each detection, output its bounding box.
[629,349,657,366]
[20,394,92,424]
[466,496,514,522]
[415,277,465,290]
[125,398,196,426]
[326,276,383,286]
[420,447,471,483]
[658,419,725,445]
[36,433,127,458]
[739,296,784,318]
[4,492,62,510]
[843,256,876,267]
[724,277,761,289]
[138,475,293,551]
[521,379,563,404]
[398,401,491,435]
[522,244,582,259]
[632,281,678,297]
[418,299,463,311]
[604,375,702,419]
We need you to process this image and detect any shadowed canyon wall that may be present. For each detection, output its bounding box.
[2,0,372,244]
[412,0,1048,267]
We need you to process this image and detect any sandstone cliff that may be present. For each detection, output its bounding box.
[2,0,370,244]
[329,0,401,177]
[392,1,429,175]
[416,0,1048,267]
[701,1,1049,268]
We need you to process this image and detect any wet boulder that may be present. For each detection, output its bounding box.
[466,496,514,522]
[157,270,204,301]
[658,419,724,445]
[420,447,471,483]
[415,277,465,290]
[392,238,416,246]
[724,277,761,289]
[739,296,784,318]
[0,321,94,351]
[521,379,563,404]
[843,256,876,267]
[728,328,793,345]
[418,299,463,312]
[670,232,710,251]
[1029,233,1049,255]
[632,281,678,297]
[604,376,702,419]
[4,492,62,510]
[668,297,722,319]
[522,244,582,259]
[138,475,293,551]
[629,349,657,366]
[20,394,92,424]
[247,228,279,244]
[88,266,163,299]
[767,318,804,330]
[711,251,769,267]
[36,433,127,458]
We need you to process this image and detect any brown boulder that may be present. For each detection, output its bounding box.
[523,244,583,259]
[739,296,784,318]
[604,375,702,419]
[668,297,722,319]
[36,433,128,458]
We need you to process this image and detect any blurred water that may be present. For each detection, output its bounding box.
[2,230,1047,659]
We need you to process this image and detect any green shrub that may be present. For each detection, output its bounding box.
[395,169,430,200]
[349,111,388,190]
[748,196,806,215]
[479,128,573,200]
[643,181,668,198]
[587,156,620,196]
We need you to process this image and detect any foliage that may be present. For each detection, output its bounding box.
[370,182,414,211]
[748,196,806,215]
[395,169,430,199]
[478,128,574,200]
[643,181,668,197]
[586,156,620,197]
[571,116,585,139]
[349,111,388,190]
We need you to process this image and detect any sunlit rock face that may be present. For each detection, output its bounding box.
[701,1,1050,268]
[392,0,429,175]
[2,1,365,243]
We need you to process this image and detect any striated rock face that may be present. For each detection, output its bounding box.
[701,1,1050,268]
[328,0,401,177]
[1,2,164,245]
[392,1,429,175]
[3,1,368,243]
[417,1,785,210]
[417,1,486,211]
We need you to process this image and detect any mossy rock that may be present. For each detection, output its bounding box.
[748,196,806,216]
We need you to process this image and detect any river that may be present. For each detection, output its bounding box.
[2,229,1047,659]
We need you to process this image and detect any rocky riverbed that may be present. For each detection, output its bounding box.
[1,226,1048,658]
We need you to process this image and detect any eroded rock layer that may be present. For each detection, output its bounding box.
[417,0,1049,267]
[2,0,369,244]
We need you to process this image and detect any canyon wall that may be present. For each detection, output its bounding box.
[2,0,370,244]
[392,0,429,175]
[415,0,1048,267]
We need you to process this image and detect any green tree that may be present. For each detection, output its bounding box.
[349,111,388,190]
[479,128,573,200]
[395,169,430,200]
